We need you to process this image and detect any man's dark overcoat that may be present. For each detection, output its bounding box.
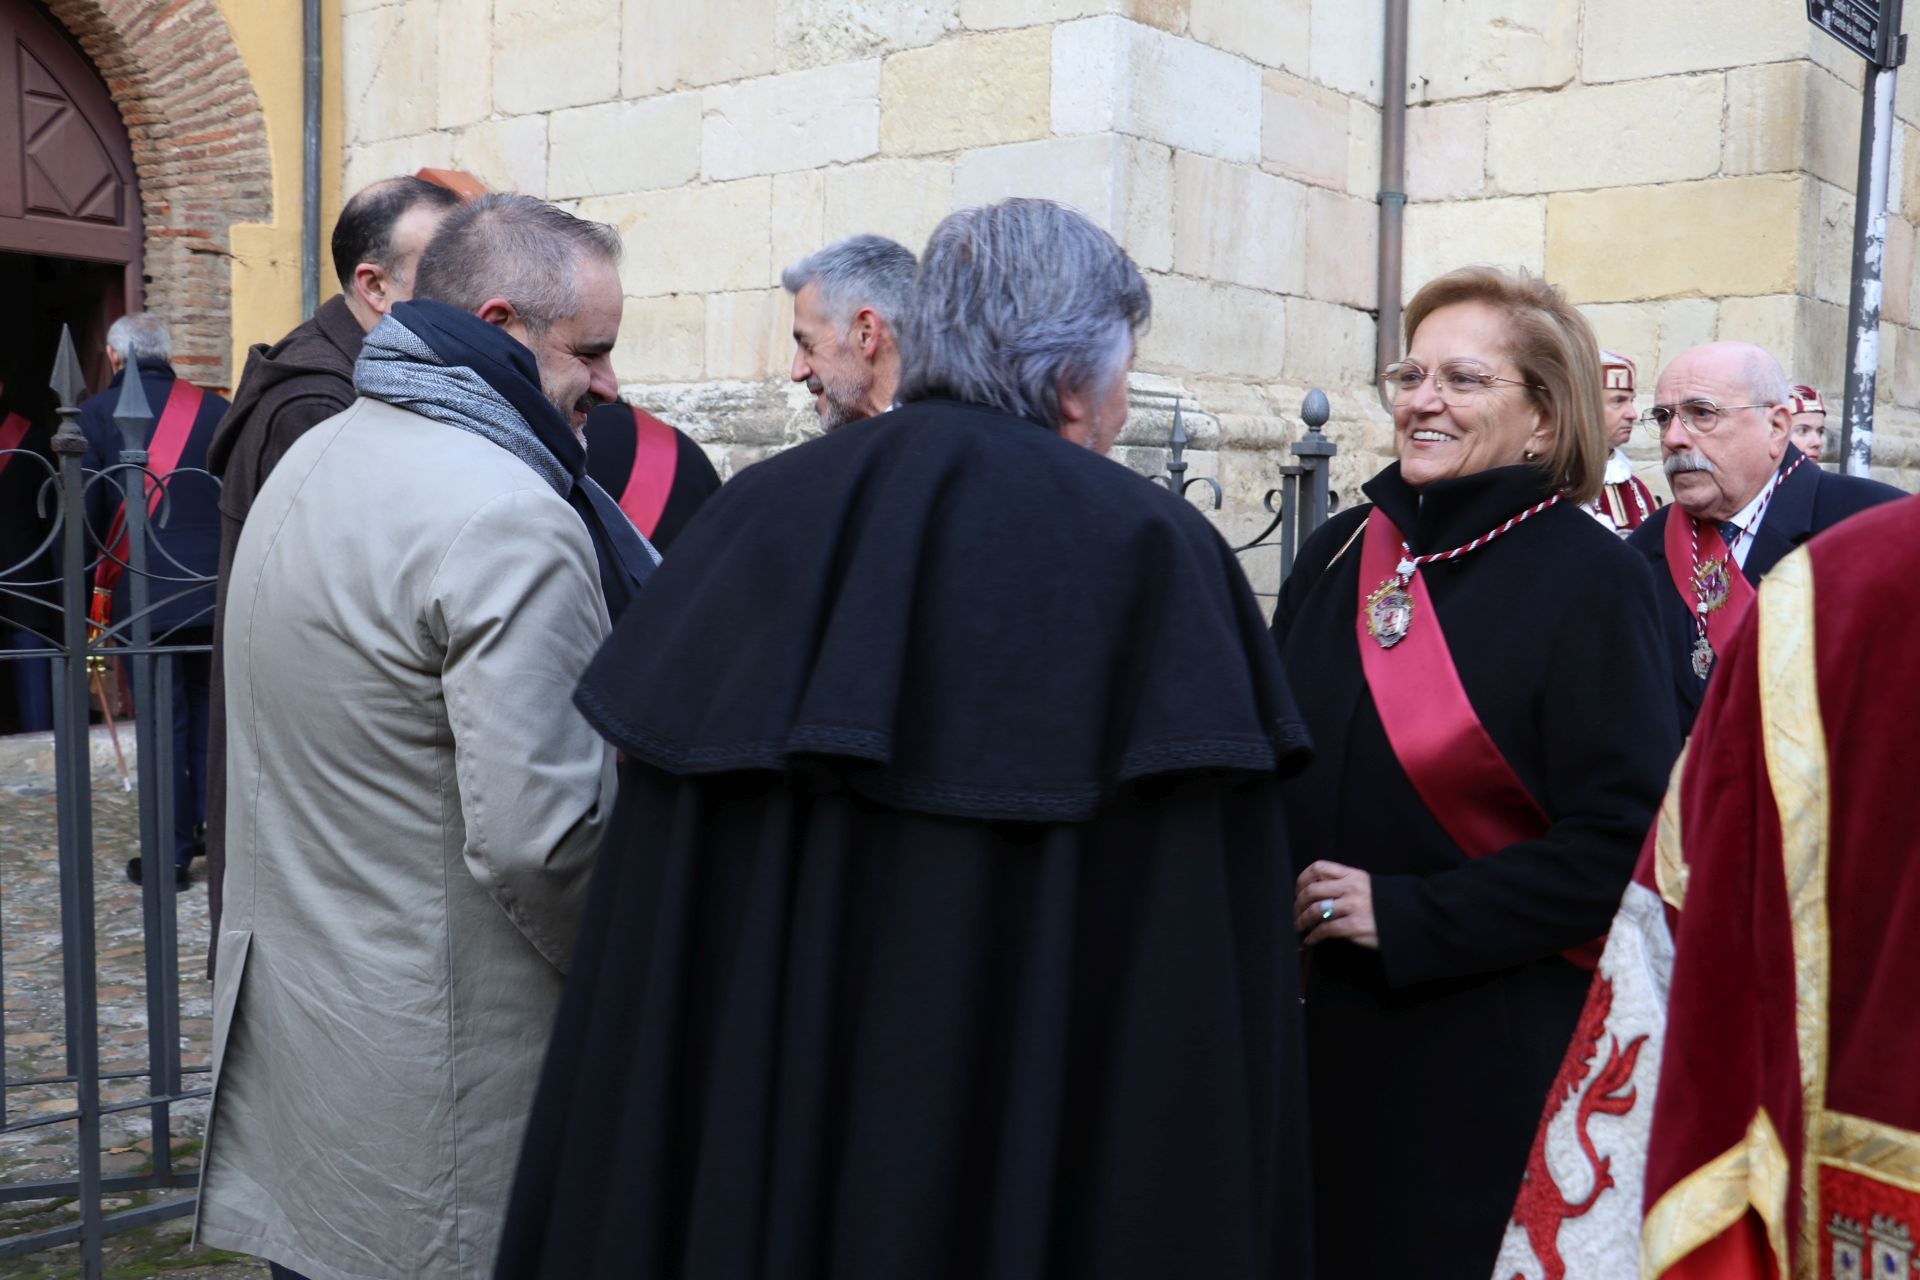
[497,399,1317,1280]
[1272,462,1680,1280]
[1626,445,1904,725]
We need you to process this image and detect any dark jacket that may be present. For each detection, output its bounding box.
[1627,445,1905,725]
[1272,462,1680,1280]
[581,403,721,554]
[0,400,59,637]
[203,293,364,975]
[79,361,228,638]
[498,400,1316,1280]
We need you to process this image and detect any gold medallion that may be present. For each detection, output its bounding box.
[1365,578,1414,649]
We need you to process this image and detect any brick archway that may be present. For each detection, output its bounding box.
[42,0,270,386]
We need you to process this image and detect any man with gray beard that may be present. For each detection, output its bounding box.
[1627,340,1901,725]
[782,234,914,430]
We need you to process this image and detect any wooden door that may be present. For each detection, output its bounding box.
[0,0,141,307]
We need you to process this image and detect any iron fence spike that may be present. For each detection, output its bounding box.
[113,360,154,445]
[50,326,85,409]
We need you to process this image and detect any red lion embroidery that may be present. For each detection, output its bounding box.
[1509,975,1648,1280]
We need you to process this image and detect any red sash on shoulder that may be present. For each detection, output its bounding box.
[0,412,29,482]
[93,379,205,606]
[1661,508,1755,658]
[616,406,679,539]
[1355,510,1599,970]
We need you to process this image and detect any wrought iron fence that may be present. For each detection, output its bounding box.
[0,325,215,1276]
[1154,388,1340,591]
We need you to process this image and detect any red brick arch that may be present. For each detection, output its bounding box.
[42,0,271,386]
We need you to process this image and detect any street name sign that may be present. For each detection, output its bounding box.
[1810,0,1900,65]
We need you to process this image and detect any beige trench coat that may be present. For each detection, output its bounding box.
[196,397,617,1279]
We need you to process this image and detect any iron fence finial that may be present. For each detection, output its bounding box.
[1302,389,1330,433]
[50,326,85,410]
[113,359,154,455]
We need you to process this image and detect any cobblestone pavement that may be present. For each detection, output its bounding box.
[0,753,265,1279]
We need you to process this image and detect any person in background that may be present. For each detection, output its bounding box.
[201,175,461,964]
[782,234,914,431]
[1274,266,1678,1279]
[1584,349,1659,536]
[78,314,229,889]
[0,373,56,732]
[1787,382,1828,462]
[1627,344,1900,725]
[581,402,720,556]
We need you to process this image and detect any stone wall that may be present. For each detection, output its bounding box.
[337,0,1391,566]
[338,0,1920,539]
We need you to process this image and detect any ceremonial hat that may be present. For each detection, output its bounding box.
[1789,384,1828,416]
[1600,349,1637,393]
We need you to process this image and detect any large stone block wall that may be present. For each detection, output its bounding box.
[339,0,1920,534]
[338,0,1389,549]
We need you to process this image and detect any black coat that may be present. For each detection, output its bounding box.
[1272,462,1679,1280]
[79,361,228,638]
[0,400,59,637]
[1627,445,1905,725]
[497,399,1316,1280]
[581,403,721,554]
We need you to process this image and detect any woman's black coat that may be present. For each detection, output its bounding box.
[1272,462,1680,1279]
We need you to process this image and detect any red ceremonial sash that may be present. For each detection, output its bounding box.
[1661,508,1756,658]
[1356,510,1600,969]
[616,406,679,539]
[93,379,205,606]
[0,412,29,481]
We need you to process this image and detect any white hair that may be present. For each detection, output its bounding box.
[106,313,171,365]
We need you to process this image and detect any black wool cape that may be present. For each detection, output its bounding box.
[1272,463,1681,1280]
[496,399,1315,1280]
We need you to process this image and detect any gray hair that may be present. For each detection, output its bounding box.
[780,234,916,329]
[106,313,171,365]
[411,193,624,335]
[896,199,1151,429]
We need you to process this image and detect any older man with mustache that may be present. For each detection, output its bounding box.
[1626,341,1902,725]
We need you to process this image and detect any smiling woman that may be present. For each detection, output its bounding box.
[1269,266,1683,1278]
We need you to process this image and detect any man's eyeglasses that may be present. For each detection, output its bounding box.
[1640,400,1776,436]
[1379,360,1543,406]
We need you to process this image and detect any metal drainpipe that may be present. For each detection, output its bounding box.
[1376,0,1410,394]
[300,0,322,318]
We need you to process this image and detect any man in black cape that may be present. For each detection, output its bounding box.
[497,199,1314,1280]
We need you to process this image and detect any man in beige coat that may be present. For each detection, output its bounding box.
[198,195,654,1280]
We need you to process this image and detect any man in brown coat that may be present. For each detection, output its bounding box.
[202,175,460,967]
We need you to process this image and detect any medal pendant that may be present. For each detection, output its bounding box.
[1365,578,1415,649]
[1690,634,1714,680]
[1690,558,1732,614]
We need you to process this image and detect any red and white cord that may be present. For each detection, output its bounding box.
[1393,494,1564,579]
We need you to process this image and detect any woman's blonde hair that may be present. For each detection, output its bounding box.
[1401,266,1607,505]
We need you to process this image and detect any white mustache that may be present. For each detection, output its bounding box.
[1664,452,1716,477]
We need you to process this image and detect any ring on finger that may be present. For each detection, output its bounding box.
[1317,898,1335,922]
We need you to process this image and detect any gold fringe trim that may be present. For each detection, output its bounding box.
[1757,549,1830,1278]
[1641,1108,1791,1278]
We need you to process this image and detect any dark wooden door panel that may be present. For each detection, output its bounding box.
[0,0,138,266]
